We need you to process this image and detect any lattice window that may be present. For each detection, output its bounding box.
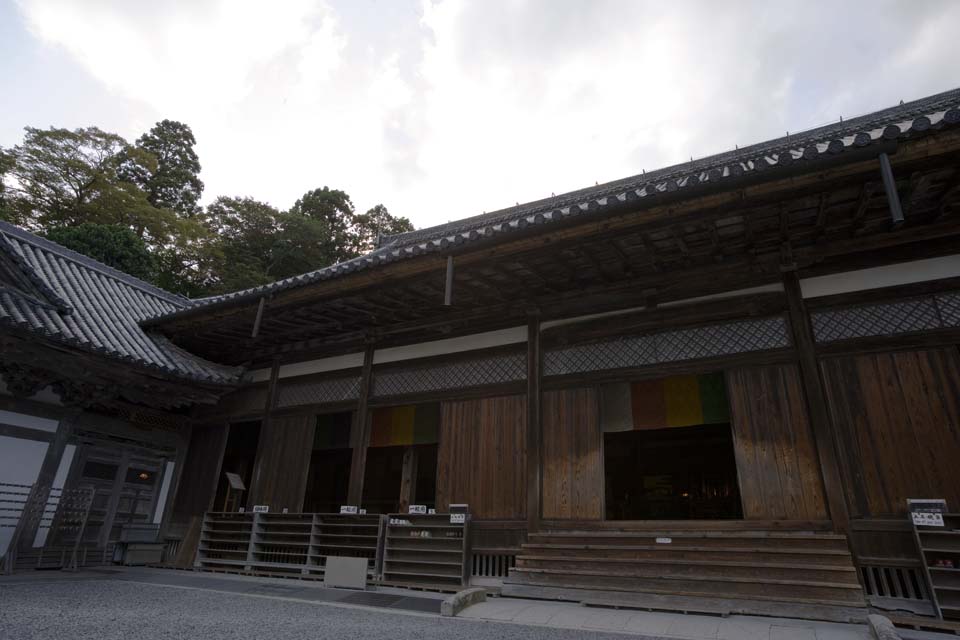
[812,298,940,343]
[372,352,526,398]
[937,292,960,328]
[276,376,361,408]
[544,316,790,376]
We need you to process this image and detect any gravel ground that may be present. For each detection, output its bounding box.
[0,580,628,640]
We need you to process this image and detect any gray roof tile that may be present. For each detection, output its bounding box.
[145,86,960,324]
[0,221,240,385]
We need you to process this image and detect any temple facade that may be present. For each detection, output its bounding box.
[3,88,960,622]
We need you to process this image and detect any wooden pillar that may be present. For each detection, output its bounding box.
[347,343,375,506]
[526,313,542,533]
[398,447,419,513]
[246,358,281,509]
[783,272,850,531]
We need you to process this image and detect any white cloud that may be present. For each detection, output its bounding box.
[10,0,960,229]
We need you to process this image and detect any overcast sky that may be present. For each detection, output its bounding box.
[3,0,960,229]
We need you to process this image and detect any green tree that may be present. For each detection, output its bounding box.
[0,146,14,223]
[124,120,204,217]
[353,204,414,252]
[45,223,157,282]
[202,196,283,293]
[6,126,179,240]
[288,187,357,265]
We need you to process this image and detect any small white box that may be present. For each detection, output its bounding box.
[323,556,368,590]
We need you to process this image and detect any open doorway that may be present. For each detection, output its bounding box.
[363,403,440,514]
[303,411,353,513]
[601,373,742,520]
[214,420,261,512]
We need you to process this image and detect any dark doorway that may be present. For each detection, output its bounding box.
[604,424,742,520]
[214,420,261,512]
[303,411,353,513]
[362,445,406,514]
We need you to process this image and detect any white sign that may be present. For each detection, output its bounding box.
[908,498,947,527]
[408,504,427,514]
[450,513,466,524]
[238,507,245,513]
[252,505,269,513]
[359,508,367,515]
[339,505,358,514]
[912,512,945,527]
[282,508,289,514]
[428,508,436,514]
[655,537,672,544]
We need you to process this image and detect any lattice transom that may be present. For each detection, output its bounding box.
[276,376,362,407]
[373,352,526,398]
[544,316,790,376]
[811,293,958,343]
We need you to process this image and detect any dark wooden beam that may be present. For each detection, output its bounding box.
[782,272,850,532]
[878,152,905,226]
[251,297,266,338]
[444,255,454,306]
[398,446,419,513]
[346,343,375,506]
[526,313,542,533]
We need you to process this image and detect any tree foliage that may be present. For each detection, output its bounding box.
[123,119,204,217]
[1,122,416,297]
[44,223,157,282]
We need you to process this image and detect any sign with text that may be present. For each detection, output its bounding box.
[252,505,269,513]
[908,498,947,527]
[450,513,466,524]
[339,505,358,515]
[408,504,427,514]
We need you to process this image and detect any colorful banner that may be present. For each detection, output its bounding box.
[600,372,729,432]
[369,403,440,447]
[314,411,353,450]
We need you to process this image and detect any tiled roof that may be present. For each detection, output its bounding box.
[0,221,241,385]
[146,86,960,325]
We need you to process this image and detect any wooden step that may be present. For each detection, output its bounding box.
[507,567,866,605]
[514,556,860,584]
[527,531,849,551]
[500,583,869,623]
[519,543,853,565]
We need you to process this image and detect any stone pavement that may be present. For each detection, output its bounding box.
[460,596,874,640]
[0,567,877,640]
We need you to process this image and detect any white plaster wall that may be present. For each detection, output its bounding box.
[153,460,176,524]
[800,255,960,299]
[0,436,49,556]
[0,409,59,433]
[31,444,76,548]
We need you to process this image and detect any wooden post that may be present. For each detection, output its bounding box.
[347,343,376,506]
[878,153,905,226]
[398,447,419,513]
[247,358,281,509]
[526,313,542,533]
[783,272,850,531]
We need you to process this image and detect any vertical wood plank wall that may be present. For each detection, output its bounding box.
[248,414,316,512]
[542,387,603,519]
[821,348,960,517]
[168,422,228,567]
[436,395,527,519]
[726,364,828,520]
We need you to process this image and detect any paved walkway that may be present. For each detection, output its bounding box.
[460,597,873,640]
[0,567,875,640]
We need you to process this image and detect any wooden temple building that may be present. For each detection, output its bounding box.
[4,87,960,623]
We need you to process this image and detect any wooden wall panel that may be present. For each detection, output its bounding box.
[248,414,316,512]
[171,423,229,520]
[726,364,828,520]
[436,395,526,519]
[821,348,960,517]
[542,387,603,519]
